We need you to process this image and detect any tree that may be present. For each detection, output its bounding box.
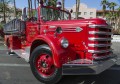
[76,0,80,19]
[28,0,31,18]
[3,0,6,23]
[13,0,16,18]
[101,0,108,18]
[61,0,64,10]
[108,2,117,15]
[0,0,16,23]
[117,6,120,17]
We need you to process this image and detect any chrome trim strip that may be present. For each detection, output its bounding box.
[88,49,112,53]
[89,38,113,41]
[88,44,112,47]
[89,31,112,35]
[93,53,114,60]
[89,24,112,29]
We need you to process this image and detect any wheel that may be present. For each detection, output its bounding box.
[30,45,62,84]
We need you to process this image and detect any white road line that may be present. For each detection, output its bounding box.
[0,63,29,67]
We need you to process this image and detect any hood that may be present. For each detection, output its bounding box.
[45,18,107,26]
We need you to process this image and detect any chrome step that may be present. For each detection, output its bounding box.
[13,49,30,62]
[89,31,112,35]
[88,49,112,53]
[88,44,112,47]
[89,38,113,41]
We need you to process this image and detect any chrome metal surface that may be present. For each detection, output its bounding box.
[89,31,112,35]
[92,53,114,60]
[89,24,112,29]
[88,44,112,47]
[88,49,112,53]
[62,55,117,75]
[89,38,113,41]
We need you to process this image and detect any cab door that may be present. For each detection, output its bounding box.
[26,21,39,43]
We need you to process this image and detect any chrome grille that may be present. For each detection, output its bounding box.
[88,24,113,60]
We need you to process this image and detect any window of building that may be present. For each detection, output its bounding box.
[84,12,87,15]
[90,12,93,15]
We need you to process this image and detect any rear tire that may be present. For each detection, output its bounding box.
[30,45,62,84]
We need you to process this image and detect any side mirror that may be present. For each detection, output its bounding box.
[70,9,73,13]
[21,7,27,21]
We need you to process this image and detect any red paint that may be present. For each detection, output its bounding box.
[4,5,112,67]
[35,54,55,77]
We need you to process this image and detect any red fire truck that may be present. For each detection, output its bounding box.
[3,0,117,84]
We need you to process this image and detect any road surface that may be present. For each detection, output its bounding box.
[0,42,120,84]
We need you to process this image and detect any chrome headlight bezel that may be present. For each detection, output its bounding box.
[60,38,69,48]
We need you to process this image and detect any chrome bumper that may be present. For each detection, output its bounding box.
[62,54,117,75]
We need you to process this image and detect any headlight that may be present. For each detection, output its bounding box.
[61,38,69,48]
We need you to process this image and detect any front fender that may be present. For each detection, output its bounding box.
[31,35,68,68]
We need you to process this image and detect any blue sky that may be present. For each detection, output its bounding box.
[16,0,120,10]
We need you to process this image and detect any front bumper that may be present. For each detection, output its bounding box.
[62,54,117,75]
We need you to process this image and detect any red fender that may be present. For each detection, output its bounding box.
[31,35,67,68]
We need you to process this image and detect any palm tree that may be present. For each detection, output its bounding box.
[116,6,120,32]
[61,0,64,10]
[109,2,117,15]
[13,0,16,18]
[28,0,31,18]
[3,0,6,23]
[76,0,80,19]
[101,0,108,18]
[117,6,120,17]
[107,2,112,12]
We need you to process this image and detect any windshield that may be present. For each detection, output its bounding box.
[41,7,70,21]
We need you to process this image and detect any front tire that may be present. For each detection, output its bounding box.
[30,45,62,84]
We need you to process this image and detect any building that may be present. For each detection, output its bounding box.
[96,10,118,18]
[0,4,22,23]
[70,3,97,19]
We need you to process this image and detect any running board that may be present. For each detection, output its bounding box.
[13,49,30,62]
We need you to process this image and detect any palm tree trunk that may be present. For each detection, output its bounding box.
[103,10,105,18]
[3,0,6,23]
[61,0,64,19]
[62,0,64,10]
[34,0,36,10]
[13,0,17,18]
[76,0,80,19]
[30,0,33,17]
[28,0,31,18]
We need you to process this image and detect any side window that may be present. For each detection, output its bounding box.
[41,7,69,21]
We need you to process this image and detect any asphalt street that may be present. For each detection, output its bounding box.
[0,42,120,84]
